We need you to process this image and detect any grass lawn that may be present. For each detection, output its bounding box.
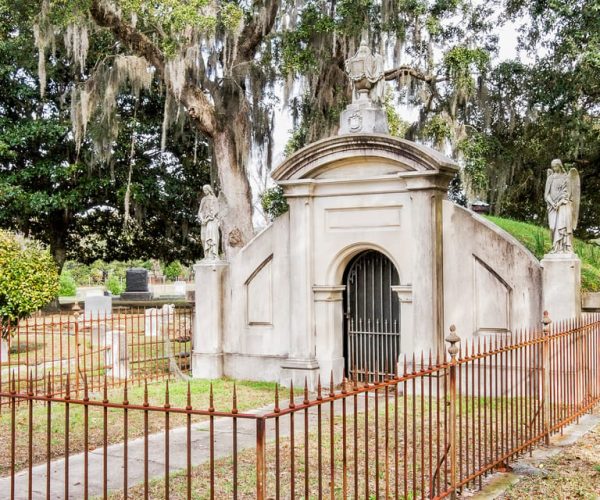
[486,216,600,292]
[0,378,281,476]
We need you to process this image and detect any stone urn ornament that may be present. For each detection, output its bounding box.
[345,39,386,105]
[339,39,389,135]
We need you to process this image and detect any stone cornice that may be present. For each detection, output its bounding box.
[272,133,458,182]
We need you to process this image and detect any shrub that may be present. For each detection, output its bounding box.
[63,261,91,285]
[261,186,289,220]
[106,274,124,295]
[59,271,77,297]
[0,231,59,338]
[164,261,183,281]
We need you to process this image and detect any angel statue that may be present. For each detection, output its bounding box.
[198,185,221,260]
[544,159,580,254]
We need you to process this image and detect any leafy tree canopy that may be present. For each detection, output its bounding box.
[0,2,212,267]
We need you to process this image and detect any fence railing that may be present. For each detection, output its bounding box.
[0,305,193,402]
[1,313,599,499]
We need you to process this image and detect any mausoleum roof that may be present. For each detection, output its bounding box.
[271,133,458,182]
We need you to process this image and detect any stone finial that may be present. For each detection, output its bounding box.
[71,302,81,319]
[445,325,460,360]
[339,39,389,135]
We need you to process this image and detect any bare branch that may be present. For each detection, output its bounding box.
[236,0,280,63]
[89,0,217,136]
[384,65,445,84]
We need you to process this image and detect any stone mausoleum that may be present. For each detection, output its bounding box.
[191,44,579,389]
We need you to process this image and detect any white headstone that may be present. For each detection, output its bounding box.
[0,338,8,364]
[84,295,112,320]
[105,329,128,379]
[174,281,187,296]
[162,303,175,321]
[144,308,162,337]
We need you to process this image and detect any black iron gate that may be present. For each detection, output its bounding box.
[344,250,400,381]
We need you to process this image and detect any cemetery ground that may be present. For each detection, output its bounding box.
[1,307,194,397]
[109,393,546,498]
[0,377,286,476]
[499,407,600,500]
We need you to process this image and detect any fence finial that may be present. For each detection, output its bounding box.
[71,302,81,319]
[542,310,552,335]
[445,325,461,360]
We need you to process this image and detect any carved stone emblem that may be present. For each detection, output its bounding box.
[348,112,363,132]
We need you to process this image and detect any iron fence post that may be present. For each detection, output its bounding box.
[256,417,266,500]
[72,303,81,398]
[542,311,552,445]
[445,325,460,500]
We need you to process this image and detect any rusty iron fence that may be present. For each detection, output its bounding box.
[1,313,599,499]
[0,305,193,403]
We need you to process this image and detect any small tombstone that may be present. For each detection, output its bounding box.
[174,281,187,296]
[105,329,128,379]
[144,304,175,337]
[0,337,8,364]
[84,295,112,321]
[145,308,162,337]
[121,268,153,301]
[162,303,175,324]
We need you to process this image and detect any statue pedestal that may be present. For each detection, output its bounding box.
[192,260,228,379]
[339,98,389,135]
[541,253,581,322]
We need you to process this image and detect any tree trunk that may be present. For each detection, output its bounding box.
[212,129,255,258]
[50,238,67,273]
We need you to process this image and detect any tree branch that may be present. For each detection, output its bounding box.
[236,0,280,63]
[384,65,445,84]
[89,0,217,136]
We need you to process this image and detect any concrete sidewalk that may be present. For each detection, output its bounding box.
[1,395,368,499]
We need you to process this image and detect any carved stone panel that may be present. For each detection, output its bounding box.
[474,257,511,335]
[246,256,273,326]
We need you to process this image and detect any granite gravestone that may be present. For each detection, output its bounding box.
[120,268,153,301]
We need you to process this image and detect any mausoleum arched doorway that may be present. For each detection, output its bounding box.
[343,250,400,381]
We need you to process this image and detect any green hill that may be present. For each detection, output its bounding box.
[486,216,600,292]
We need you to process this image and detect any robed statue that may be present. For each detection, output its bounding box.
[198,185,221,260]
[544,159,580,254]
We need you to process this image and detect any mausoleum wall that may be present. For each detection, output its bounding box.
[443,201,543,341]
[221,211,291,381]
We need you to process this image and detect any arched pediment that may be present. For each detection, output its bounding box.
[271,133,458,182]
